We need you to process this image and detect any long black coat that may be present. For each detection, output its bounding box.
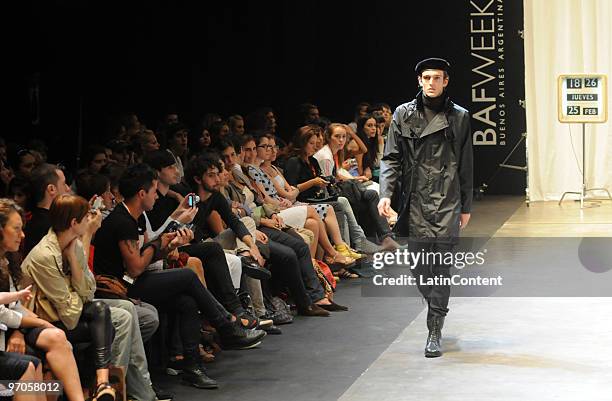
[380,91,473,243]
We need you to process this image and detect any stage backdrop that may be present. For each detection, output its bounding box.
[525,0,612,201]
[13,1,527,197]
[466,0,527,196]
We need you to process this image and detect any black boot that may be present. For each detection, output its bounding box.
[424,315,445,358]
[217,320,266,350]
[182,357,219,389]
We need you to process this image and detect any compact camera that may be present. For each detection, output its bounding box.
[187,194,200,207]
[91,196,104,211]
[164,221,195,234]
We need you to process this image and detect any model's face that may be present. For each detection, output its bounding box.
[363,118,377,138]
[418,69,448,98]
[1,211,24,253]
[329,127,347,152]
[141,180,159,211]
[221,146,238,169]
[90,152,107,173]
[305,135,317,157]
[201,167,221,192]
[159,164,179,186]
[256,138,272,161]
[233,119,245,135]
[242,140,257,164]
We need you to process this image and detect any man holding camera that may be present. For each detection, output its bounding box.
[93,163,266,389]
[142,150,267,327]
[378,58,473,358]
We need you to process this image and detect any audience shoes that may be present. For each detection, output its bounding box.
[318,300,349,312]
[218,320,267,350]
[181,359,219,389]
[297,303,331,317]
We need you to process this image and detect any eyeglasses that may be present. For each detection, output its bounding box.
[257,145,273,149]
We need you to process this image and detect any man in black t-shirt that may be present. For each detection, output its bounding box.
[93,163,266,389]
[142,150,267,325]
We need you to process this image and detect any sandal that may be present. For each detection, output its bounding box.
[336,268,359,279]
[92,382,116,401]
[323,251,356,268]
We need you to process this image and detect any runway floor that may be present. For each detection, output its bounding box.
[150,196,612,401]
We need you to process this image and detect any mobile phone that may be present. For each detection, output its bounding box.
[91,196,104,211]
[187,194,200,208]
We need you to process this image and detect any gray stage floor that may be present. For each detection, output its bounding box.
[151,196,612,400]
[338,297,612,401]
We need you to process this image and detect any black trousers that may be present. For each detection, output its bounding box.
[181,241,245,315]
[127,268,230,359]
[56,300,115,369]
[260,227,325,307]
[408,241,453,318]
[362,189,393,239]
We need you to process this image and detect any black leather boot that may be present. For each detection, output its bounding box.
[424,315,445,358]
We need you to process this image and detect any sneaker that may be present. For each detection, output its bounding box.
[152,385,174,401]
[182,360,218,389]
[218,320,267,350]
[165,358,184,376]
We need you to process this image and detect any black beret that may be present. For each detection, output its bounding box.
[415,58,451,75]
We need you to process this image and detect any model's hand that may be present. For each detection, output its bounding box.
[378,197,393,218]
[460,213,471,229]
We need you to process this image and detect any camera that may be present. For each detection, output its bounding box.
[91,196,104,211]
[164,221,195,234]
[187,194,200,207]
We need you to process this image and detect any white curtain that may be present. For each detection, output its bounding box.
[524,0,612,201]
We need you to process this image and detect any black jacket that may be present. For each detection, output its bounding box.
[380,91,473,242]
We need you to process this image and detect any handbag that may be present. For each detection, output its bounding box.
[95,274,129,300]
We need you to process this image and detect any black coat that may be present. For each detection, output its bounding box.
[379,91,473,242]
